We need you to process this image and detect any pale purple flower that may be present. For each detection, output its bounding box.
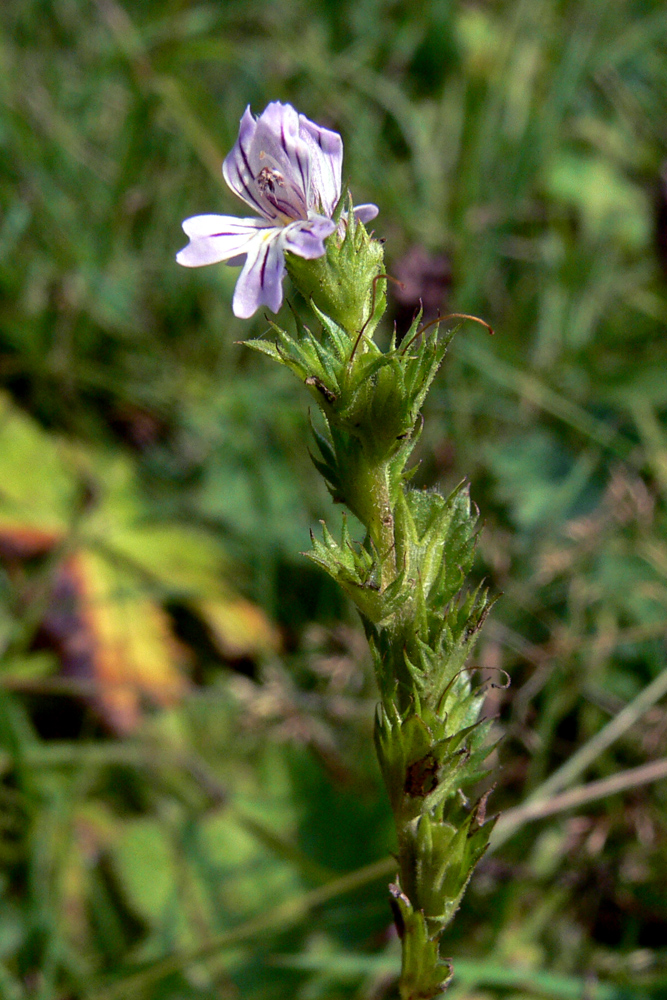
[176,102,378,318]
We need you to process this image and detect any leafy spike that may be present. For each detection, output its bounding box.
[241,194,496,1000]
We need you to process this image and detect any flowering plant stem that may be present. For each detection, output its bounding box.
[178,100,496,999]
[245,203,497,1000]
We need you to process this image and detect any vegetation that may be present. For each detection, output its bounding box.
[0,1,666,998]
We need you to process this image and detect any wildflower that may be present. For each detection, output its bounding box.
[176,102,378,318]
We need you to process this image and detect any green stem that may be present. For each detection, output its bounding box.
[366,463,397,586]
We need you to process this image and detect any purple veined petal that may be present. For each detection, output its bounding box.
[298,115,343,217]
[176,215,274,268]
[222,107,269,218]
[353,203,379,224]
[224,103,311,224]
[232,231,286,318]
[222,106,265,215]
[282,215,336,260]
[181,214,274,240]
[250,102,310,215]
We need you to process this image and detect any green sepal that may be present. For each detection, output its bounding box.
[308,300,352,361]
[389,883,453,1000]
[308,413,344,502]
[242,315,344,410]
[245,314,461,521]
[400,808,497,935]
[241,338,284,362]
[311,422,401,551]
[305,518,407,624]
[285,192,385,337]
[401,586,494,710]
[331,324,455,465]
[393,482,478,616]
[398,319,457,423]
[374,701,486,819]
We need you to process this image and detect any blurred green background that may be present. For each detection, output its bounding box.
[1,0,667,998]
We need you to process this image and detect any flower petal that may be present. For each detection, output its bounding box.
[224,103,311,223]
[232,233,285,318]
[283,215,336,260]
[221,108,268,217]
[298,115,343,216]
[353,203,379,224]
[176,216,274,268]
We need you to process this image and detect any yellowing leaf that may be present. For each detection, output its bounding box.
[104,525,280,659]
[0,393,278,727]
[197,596,279,660]
[102,524,233,599]
[0,524,62,559]
[63,550,188,732]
